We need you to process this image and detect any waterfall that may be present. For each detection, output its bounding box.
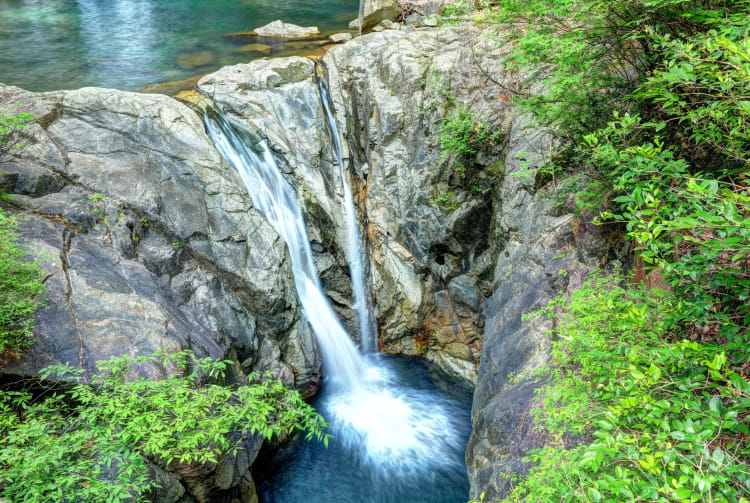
[205,104,459,478]
[204,111,365,390]
[315,66,377,354]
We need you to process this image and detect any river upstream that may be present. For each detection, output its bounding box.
[0,0,357,91]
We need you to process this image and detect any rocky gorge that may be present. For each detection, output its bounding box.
[0,1,621,501]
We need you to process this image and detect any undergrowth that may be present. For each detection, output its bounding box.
[0,209,47,357]
[0,350,329,502]
[506,275,750,502]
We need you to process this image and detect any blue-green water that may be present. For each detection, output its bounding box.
[256,354,473,503]
[0,0,357,92]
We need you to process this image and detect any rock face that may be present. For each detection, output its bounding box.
[1,13,620,502]
[464,113,616,501]
[320,26,513,384]
[0,83,324,501]
[0,84,321,384]
[359,0,400,32]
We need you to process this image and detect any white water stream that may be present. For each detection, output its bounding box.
[205,107,459,477]
[316,70,377,354]
[206,112,364,390]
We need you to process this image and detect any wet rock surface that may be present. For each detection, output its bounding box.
[233,43,273,55]
[197,57,367,345]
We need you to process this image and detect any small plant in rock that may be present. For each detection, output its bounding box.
[86,193,107,222]
[0,105,35,155]
[139,216,149,228]
[439,103,494,178]
[431,191,460,212]
[171,241,184,249]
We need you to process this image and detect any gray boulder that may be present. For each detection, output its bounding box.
[252,20,322,40]
[0,84,320,392]
[329,33,353,43]
[359,0,400,32]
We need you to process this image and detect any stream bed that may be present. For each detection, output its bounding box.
[256,354,473,503]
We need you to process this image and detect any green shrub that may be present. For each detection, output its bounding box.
[0,209,47,356]
[431,191,461,212]
[0,350,329,502]
[439,102,497,184]
[480,0,749,151]
[637,31,750,167]
[507,274,750,502]
[587,114,750,348]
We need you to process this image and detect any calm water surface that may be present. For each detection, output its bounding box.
[0,0,357,92]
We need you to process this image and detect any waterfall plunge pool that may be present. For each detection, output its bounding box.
[256,353,473,503]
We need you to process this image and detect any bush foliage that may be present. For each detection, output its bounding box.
[0,350,329,502]
[470,0,750,501]
[509,275,750,502]
[0,104,34,155]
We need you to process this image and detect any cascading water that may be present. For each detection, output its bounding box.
[205,111,364,390]
[315,65,377,354]
[205,106,471,502]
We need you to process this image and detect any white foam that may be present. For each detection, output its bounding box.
[324,359,462,476]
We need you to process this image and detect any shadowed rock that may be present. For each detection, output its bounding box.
[359,0,400,32]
